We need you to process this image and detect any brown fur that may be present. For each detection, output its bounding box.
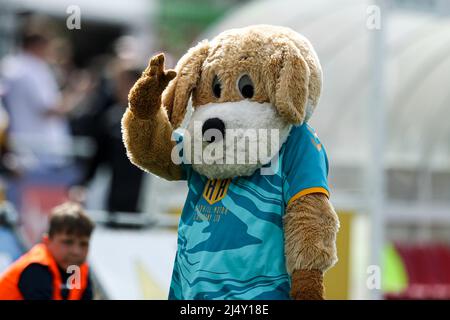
[163,40,210,128]
[290,269,325,300]
[285,193,339,300]
[121,25,337,300]
[164,25,323,127]
[284,193,339,274]
[122,54,182,180]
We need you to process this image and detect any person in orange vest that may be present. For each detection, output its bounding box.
[0,202,95,300]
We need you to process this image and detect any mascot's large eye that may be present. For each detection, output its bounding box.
[212,75,222,98]
[237,74,254,99]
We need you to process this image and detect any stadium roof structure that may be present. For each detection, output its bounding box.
[6,0,151,25]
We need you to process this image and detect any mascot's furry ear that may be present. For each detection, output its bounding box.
[271,38,322,125]
[163,40,210,128]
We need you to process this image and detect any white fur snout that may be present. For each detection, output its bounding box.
[182,100,291,179]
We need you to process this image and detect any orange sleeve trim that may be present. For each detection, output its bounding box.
[288,187,330,206]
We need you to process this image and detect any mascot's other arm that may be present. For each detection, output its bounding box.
[284,193,339,300]
[121,54,183,181]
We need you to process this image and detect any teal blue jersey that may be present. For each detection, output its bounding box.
[169,123,330,300]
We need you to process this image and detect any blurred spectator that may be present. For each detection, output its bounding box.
[0,32,88,169]
[0,91,21,179]
[71,64,145,214]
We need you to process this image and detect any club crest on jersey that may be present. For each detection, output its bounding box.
[202,178,231,205]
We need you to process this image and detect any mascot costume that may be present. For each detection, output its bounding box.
[122,25,339,300]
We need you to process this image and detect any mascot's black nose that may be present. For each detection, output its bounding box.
[202,118,225,143]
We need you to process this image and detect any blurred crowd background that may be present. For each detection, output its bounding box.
[1,0,450,300]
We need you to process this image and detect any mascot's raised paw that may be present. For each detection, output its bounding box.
[128,53,176,120]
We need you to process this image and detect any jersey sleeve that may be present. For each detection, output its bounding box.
[282,124,330,206]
